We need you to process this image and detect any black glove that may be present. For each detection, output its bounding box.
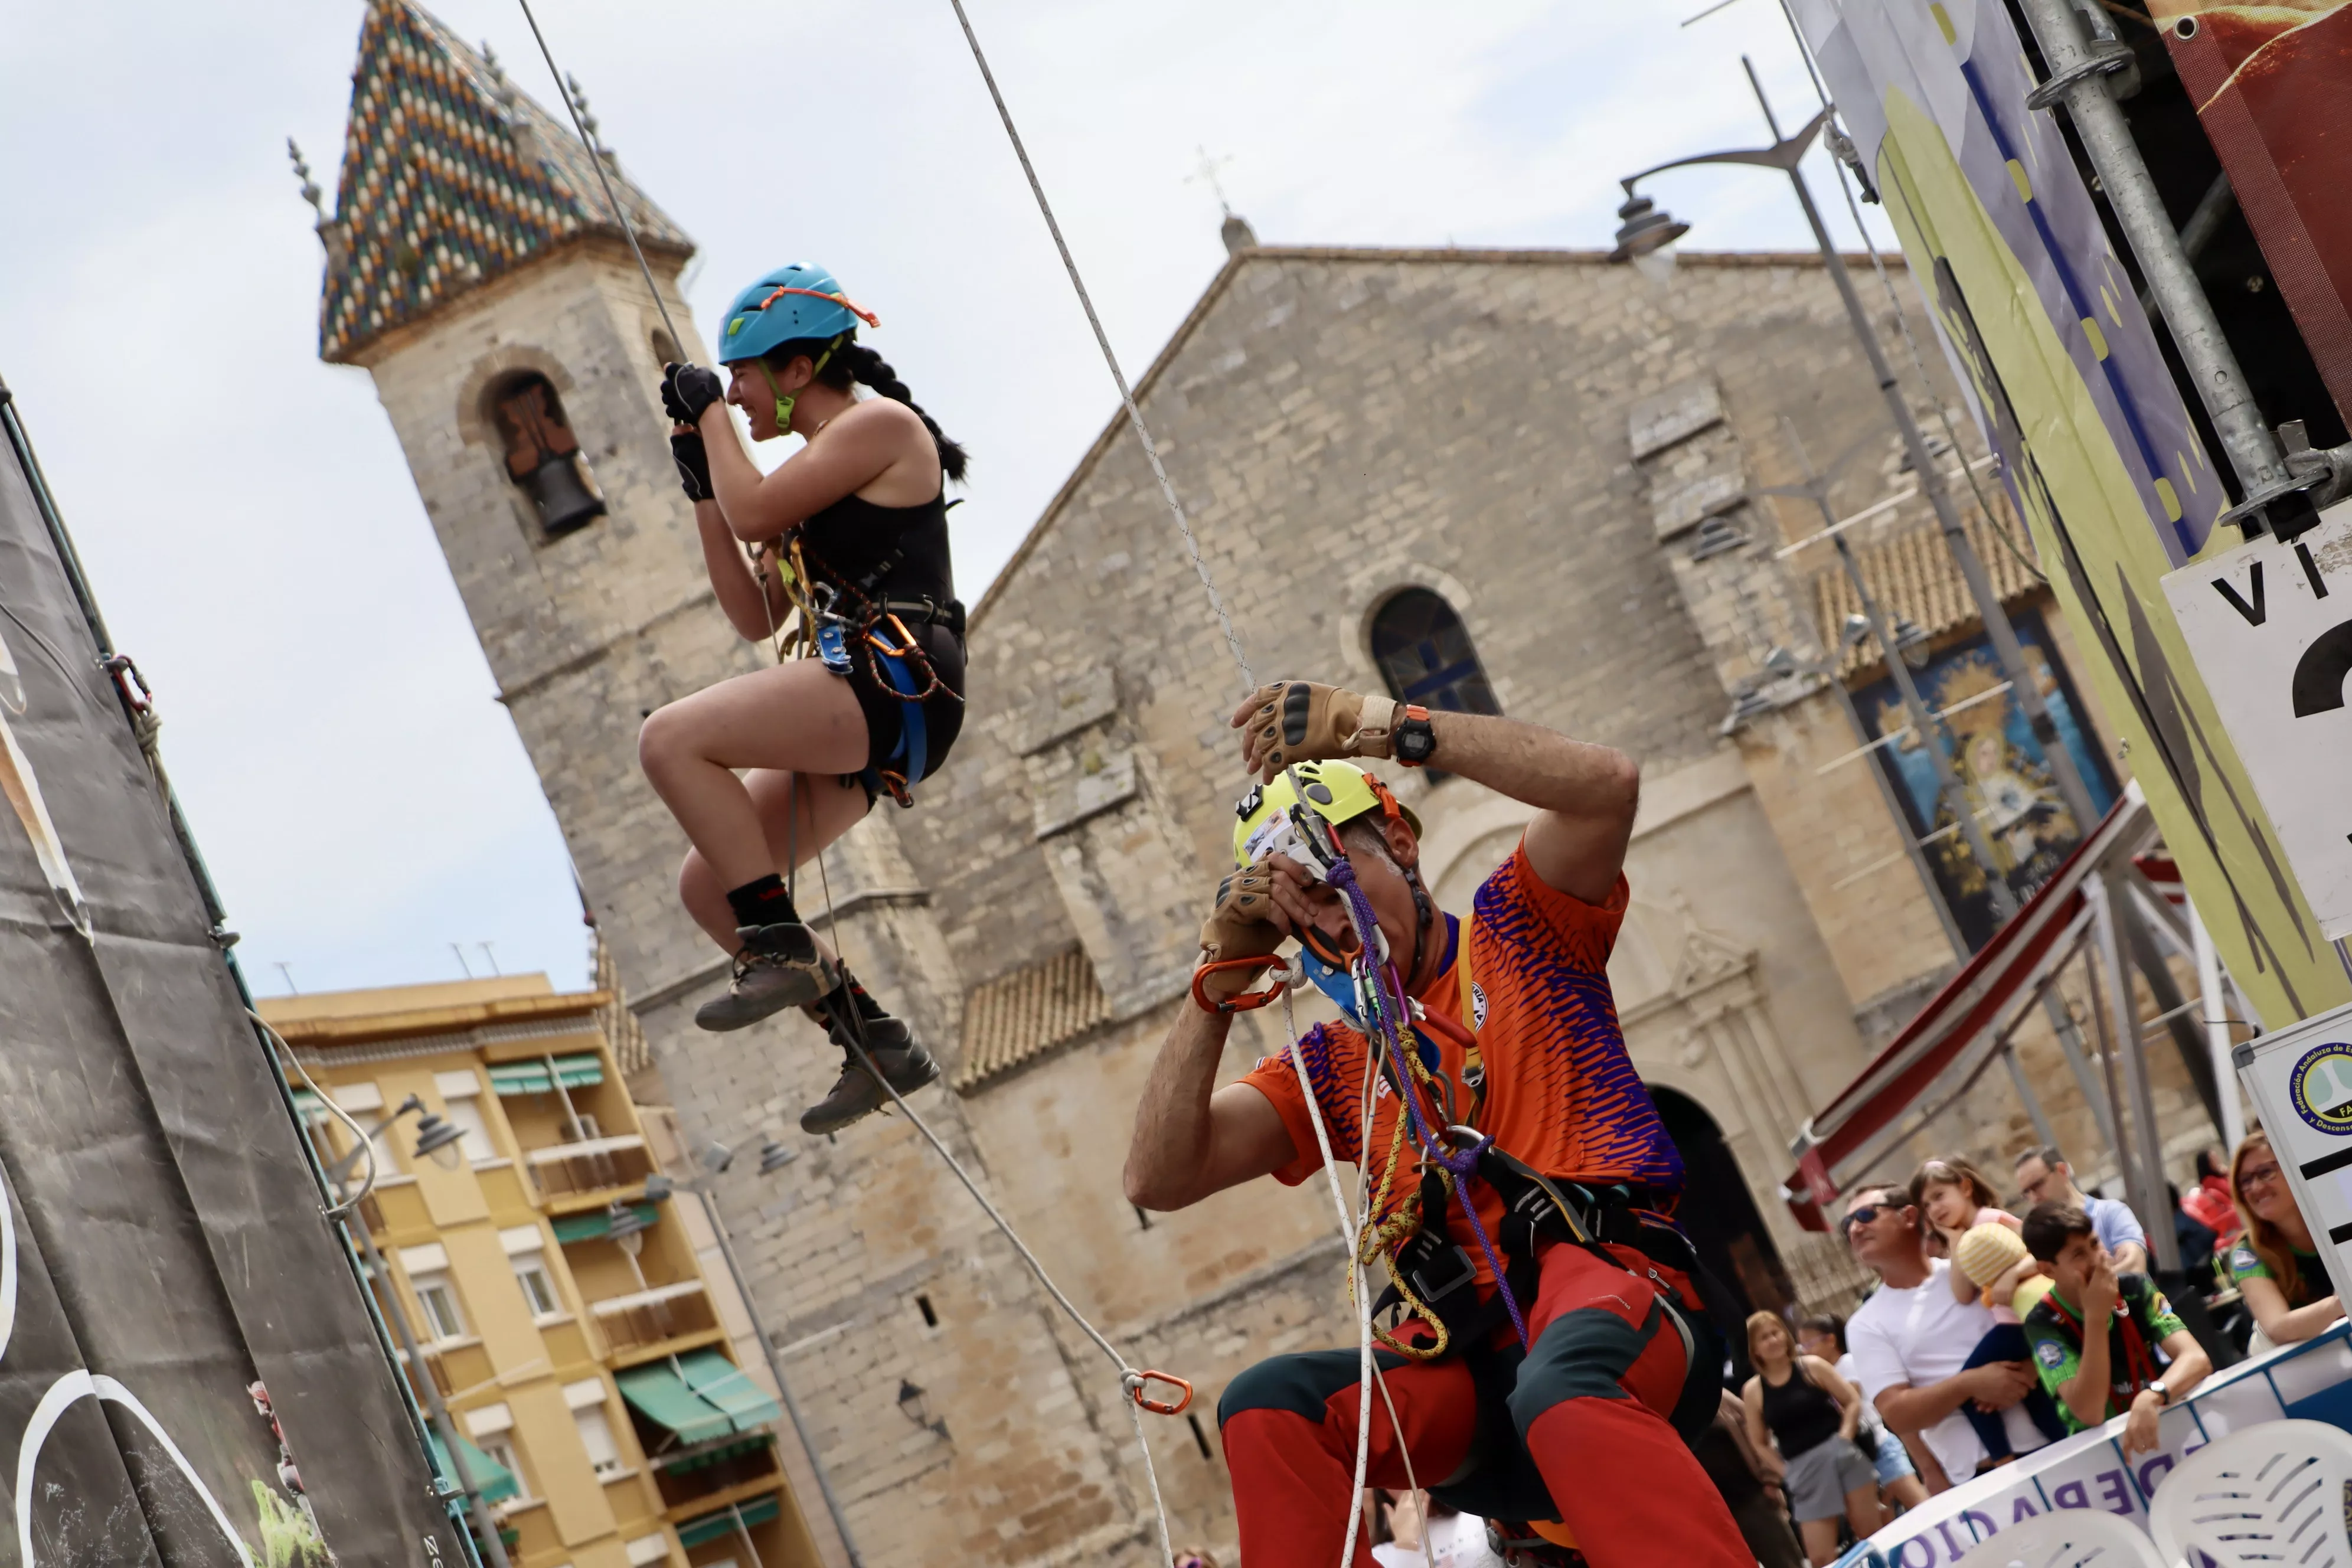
[661,361,724,426]
[671,429,714,502]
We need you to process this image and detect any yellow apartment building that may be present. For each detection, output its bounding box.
[262,976,821,1568]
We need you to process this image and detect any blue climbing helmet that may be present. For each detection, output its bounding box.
[716,263,878,365]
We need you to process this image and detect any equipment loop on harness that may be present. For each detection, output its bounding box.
[1123,1368,1195,1417]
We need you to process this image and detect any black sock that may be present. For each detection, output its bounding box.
[815,969,889,1025]
[726,874,798,929]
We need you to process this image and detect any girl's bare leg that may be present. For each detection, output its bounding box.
[639,661,868,890]
[680,769,871,953]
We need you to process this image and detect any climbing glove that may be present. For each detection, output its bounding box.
[1233,681,1404,781]
[661,361,726,427]
[671,429,714,502]
[1195,863,1286,1002]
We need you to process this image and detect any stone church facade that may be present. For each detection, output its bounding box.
[312,6,2217,1562]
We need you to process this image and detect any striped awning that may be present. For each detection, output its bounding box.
[425,1428,519,1504]
[675,1492,782,1549]
[486,1053,604,1095]
[616,1350,779,1446]
[550,1203,655,1244]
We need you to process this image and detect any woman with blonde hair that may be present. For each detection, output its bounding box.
[2227,1130,2343,1350]
[1742,1312,1879,1566]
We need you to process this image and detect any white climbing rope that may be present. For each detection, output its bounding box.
[512,0,685,355]
[943,0,1256,692]
[811,853,1182,1568]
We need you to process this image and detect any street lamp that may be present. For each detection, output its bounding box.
[1609,194,1688,286]
[412,1112,466,1171]
[895,1379,948,1441]
[1612,55,2101,864]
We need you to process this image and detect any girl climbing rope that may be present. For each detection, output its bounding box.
[639,262,969,1134]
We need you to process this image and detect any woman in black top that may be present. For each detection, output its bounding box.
[645,263,968,1133]
[1742,1314,1880,1566]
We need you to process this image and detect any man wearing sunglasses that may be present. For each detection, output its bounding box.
[1124,680,1748,1567]
[1842,1185,2046,1492]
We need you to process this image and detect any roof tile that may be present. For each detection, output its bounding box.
[318,0,691,363]
[955,946,1112,1090]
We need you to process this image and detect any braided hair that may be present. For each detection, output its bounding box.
[766,337,969,483]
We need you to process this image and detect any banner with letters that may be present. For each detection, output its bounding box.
[1789,0,2352,1023]
[1835,1322,2352,1564]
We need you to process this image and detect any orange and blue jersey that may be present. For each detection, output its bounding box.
[1239,842,1680,1288]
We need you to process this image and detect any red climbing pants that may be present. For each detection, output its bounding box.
[1217,1240,1749,1566]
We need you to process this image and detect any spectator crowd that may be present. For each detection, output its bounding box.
[1718,1131,2339,1567]
[1319,1130,2334,1567]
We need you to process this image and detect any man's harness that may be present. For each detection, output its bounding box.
[1234,784,1733,1455]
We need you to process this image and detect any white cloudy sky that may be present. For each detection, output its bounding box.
[0,0,1898,996]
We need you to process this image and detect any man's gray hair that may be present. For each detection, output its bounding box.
[1338,815,1406,877]
[2014,1144,2066,1172]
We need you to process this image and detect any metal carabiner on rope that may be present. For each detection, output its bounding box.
[1123,1369,1194,1417]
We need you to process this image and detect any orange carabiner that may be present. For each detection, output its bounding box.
[1128,1369,1194,1416]
[865,613,920,659]
[1190,957,1285,1014]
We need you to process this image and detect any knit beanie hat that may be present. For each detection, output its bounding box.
[1954,1220,2030,1289]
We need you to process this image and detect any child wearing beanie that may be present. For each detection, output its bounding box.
[1952,1220,2070,1459]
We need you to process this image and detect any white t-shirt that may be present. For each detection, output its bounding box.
[1371,1511,1502,1568]
[1847,1259,2049,1483]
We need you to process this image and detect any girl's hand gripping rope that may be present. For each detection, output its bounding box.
[660,361,725,427]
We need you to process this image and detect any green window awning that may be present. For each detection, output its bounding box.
[486,1053,605,1096]
[426,1427,520,1505]
[617,1350,780,1446]
[550,1203,655,1245]
[675,1492,782,1549]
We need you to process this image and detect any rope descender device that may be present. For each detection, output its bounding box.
[1122,1368,1194,1417]
[1190,956,1287,1014]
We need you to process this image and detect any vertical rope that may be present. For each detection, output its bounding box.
[943,0,1255,691]
[512,0,684,354]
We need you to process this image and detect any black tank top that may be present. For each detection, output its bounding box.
[796,478,954,608]
[1759,1363,1842,1459]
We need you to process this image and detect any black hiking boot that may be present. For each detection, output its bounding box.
[799,1009,940,1134]
[695,923,839,1033]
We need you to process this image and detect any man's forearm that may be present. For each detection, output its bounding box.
[2063,1334,2113,1427]
[1876,1373,1984,1434]
[1423,711,1636,819]
[1123,1005,1233,1210]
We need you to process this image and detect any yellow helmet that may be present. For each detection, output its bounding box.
[1232,760,1421,868]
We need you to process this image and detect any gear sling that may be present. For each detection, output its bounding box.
[1297,916,1740,1526]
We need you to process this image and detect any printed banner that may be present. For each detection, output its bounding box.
[1790,0,2352,1023]
[1854,609,2119,949]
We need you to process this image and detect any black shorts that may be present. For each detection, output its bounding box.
[844,620,965,785]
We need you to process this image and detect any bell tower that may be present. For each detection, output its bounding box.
[312,6,1142,1564]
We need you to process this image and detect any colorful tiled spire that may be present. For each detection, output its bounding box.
[316,0,692,364]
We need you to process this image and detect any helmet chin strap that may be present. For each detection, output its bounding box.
[1406,868,1435,991]
[754,333,847,434]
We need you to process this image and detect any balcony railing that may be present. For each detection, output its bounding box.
[589,1279,717,1356]
[522,1133,653,1202]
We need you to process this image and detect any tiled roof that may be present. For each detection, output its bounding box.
[955,946,1112,1090]
[1812,511,2045,678]
[318,0,691,363]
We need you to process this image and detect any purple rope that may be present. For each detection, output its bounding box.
[1325,860,1530,1348]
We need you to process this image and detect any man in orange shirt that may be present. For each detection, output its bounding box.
[1124,680,1747,1567]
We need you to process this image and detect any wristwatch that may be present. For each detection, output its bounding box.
[1393,705,1437,767]
[2148,1382,2172,1406]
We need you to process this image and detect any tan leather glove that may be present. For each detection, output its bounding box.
[1195,863,1286,1002]
[1231,681,1403,781]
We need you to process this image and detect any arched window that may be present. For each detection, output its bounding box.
[488,373,605,539]
[649,328,682,367]
[1370,588,1501,716]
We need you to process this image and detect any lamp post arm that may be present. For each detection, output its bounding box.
[1619,107,1830,194]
